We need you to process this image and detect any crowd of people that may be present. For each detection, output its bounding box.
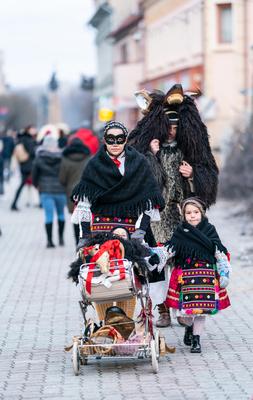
[0,123,98,246]
[0,83,231,354]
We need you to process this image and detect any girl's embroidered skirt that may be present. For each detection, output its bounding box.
[165,259,230,315]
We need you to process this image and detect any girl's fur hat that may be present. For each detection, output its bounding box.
[181,197,206,218]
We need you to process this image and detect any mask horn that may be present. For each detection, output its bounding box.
[134,89,153,114]
[165,84,184,105]
[184,87,202,98]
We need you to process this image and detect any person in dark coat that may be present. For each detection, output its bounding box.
[32,135,66,248]
[11,125,37,210]
[71,120,165,321]
[59,138,90,244]
[128,84,219,328]
[2,130,15,181]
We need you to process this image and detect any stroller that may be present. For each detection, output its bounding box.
[67,256,172,375]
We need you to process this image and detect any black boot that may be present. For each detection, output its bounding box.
[45,223,55,248]
[191,335,201,353]
[183,325,193,346]
[58,220,65,246]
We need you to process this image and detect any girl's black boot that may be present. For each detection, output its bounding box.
[183,325,193,346]
[190,335,201,353]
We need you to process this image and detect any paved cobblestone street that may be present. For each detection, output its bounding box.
[1,180,253,400]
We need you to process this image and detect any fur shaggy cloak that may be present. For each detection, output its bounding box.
[129,91,218,244]
[128,94,218,208]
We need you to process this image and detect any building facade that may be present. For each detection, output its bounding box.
[109,0,144,130]
[89,1,114,135]
[204,0,253,157]
[90,0,253,158]
[142,0,253,160]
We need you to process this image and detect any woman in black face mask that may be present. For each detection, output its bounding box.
[71,120,165,321]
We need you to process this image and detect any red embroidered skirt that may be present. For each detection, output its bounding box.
[165,261,230,315]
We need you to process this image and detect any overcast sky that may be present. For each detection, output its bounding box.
[0,0,97,89]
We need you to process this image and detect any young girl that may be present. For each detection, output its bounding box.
[165,197,231,353]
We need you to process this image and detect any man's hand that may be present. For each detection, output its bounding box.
[179,161,193,178]
[150,139,160,155]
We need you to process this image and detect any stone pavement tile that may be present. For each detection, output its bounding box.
[1,193,253,400]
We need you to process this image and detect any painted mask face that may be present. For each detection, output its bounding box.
[104,134,127,145]
[104,128,127,157]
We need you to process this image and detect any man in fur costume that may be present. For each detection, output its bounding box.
[128,84,219,327]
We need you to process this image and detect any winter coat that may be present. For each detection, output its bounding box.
[32,150,65,194]
[2,136,15,159]
[59,151,90,213]
[16,132,37,175]
[147,144,190,242]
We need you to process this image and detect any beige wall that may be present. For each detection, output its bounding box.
[144,0,203,82]
[204,0,252,156]
[110,0,143,127]
[110,0,140,28]
[114,63,143,104]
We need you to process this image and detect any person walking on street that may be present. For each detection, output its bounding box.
[32,135,66,248]
[2,130,15,181]
[165,197,231,353]
[71,120,164,321]
[59,138,90,245]
[128,84,219,328]
[11,125,37,211]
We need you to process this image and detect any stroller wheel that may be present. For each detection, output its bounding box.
[150,339,159,374]
[72,342,80,375]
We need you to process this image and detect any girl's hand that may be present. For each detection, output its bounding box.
[219,275,229,288]
[179,161,193,178]
[150,139,160,155]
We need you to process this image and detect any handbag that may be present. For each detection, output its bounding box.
[14,143,29,163]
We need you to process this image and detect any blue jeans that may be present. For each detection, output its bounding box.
[40,193,66,224]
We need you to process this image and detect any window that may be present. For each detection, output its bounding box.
[217,3,233,43]
[120,43,128,64]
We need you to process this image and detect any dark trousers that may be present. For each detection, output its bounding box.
[11,173,29,207]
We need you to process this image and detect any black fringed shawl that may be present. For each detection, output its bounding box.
[71,145,165,218]
[168,217,227,263]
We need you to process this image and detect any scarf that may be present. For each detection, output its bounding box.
[169,217,227,263]
[71,145,165,217]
